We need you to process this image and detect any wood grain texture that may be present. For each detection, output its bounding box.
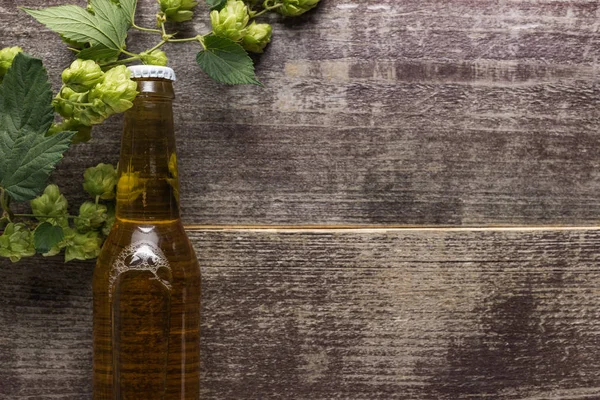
[1,0,599,225]
[2,228,600,399]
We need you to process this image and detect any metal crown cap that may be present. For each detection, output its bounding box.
[127,65,176,81]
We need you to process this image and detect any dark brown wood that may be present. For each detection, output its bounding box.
[2,228,600,399]
[1,0,600,225]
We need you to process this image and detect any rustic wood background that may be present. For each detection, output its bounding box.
[1,0,600,399]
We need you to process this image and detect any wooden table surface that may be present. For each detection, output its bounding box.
[1,0,600,399]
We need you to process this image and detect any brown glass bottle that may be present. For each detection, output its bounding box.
[93,70,200,400]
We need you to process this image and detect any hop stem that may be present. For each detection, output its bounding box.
[132,23,162,34]
[253,2,283,17]
[13,213,79,219]
[0,189,14,222]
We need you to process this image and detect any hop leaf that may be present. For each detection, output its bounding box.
[33,222,65,254]
[64,229,103,262]
[30,184,69,227]
[277,0,320,16]
[140,49,169,66]
[0,47,23,80]
[210,0,250,42]
[0,54,74,202]
[83,163,118,200]
[206,0,227,11]
[89,65,138,115]
[0,223,36,262]
[75,201,108,232]
[159,0,199,22]
[196,35,260,85]
[22,0,130,62]
[118,0,138,24]
[60,34,87,50]
[241,22,272,53]
[62,59,104,92]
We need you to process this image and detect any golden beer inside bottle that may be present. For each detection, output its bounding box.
[93,78,200,399]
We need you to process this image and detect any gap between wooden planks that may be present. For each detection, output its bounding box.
[184,224,600,232]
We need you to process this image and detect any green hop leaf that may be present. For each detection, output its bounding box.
[89,65,138,115]
[206,0,227,11]
[64,230,103,262]
[140,49,169,66]
[196,36,260,85]
[0,47,23,81]
[62,59,104,92]
[117,0,138,24]
[74,201,108,232]
[77,44,120,65]
[277,0,320,16]
[0,223,36,262]
[30,184,69,227]
[241,22,272,53]
[60,34,87,50]
[22,0,130,62]
[159,0,199,22]
[210,0,250,42]
[48,119,93,144]
[0,54,74,202]
[102,203,116,237]
[83,163,118,200]
[33,222,65,254]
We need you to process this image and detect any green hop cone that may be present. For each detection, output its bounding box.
[64,230,103,262]
[159,0,199,22]
[54,87,88,119]
[277,0,320,16]
[30,184,69,227]
[167,152,179,201]
[241,22,272,53]
[0,223,36,263]
[102,204,115,237]
[140,49,169,66]
[210,0,250,42]
[117,169,144,203]
[48,119,93,144]
[62,59,104,92]
[74,98,110,126]
[83,163,118,200]
[89,65,138,116]
[75,202,108,232]
[0,46,23,80]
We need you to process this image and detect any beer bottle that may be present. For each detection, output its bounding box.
[93,66,200,399]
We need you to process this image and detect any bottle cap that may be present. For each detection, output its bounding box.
[127,65,176,81]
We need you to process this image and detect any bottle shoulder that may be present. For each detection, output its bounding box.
[96,218,198,273]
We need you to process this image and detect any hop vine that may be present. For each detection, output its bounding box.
[0,0,321,263]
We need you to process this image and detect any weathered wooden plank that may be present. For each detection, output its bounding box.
[1,0,600,225]
[2,228,600,399]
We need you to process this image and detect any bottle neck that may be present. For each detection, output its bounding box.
[115,79,180,222]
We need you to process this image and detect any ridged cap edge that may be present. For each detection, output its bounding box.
[127,65,176,81]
